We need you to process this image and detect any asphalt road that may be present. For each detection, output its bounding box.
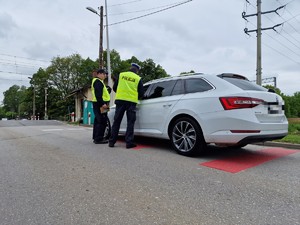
[0,120,299,225]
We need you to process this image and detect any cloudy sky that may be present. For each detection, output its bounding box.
[0,0,299,104]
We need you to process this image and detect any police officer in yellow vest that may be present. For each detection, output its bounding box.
[109,63,144,148]
[91,69,110,144]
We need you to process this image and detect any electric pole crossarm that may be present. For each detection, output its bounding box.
[261,5,285,15]
[245,23,283,34]
[242,5,285,21]
[261,23,282,32]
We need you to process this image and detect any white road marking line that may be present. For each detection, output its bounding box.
[42,129,64,132]
[42,128,91,132]
[66,128,86,131]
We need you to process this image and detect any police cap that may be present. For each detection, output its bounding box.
[131,63,141,70]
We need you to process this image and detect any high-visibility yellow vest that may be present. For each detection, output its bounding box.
[115,71,141,103]
[91,78,110,102]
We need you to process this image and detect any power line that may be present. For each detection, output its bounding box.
[242,1,286,85]
[246,19,300,60]
[0,53,50,63]
[281,25,300,45]
[0,61,44,70]
[261,39,300,66]
[258,8,300,47]
[0,58,48,68]
[108,0,192,26]
[0,70,34,76]
[264,31,300,58]
[0,77,29,82]
[109,1,188,16]
[277,0,300,24]
[275,29,300,51]
[0,54,49,81]
[109,0,142,7]
[243,1,300,65]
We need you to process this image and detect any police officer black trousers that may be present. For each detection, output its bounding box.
[109,101,136,148]
[93,102,108,143]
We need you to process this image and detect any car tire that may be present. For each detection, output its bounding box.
[170,117,206,156]
[104,119,111,140]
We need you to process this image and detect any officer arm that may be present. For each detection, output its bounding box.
[112,74,119,93]
[137,80,144,100]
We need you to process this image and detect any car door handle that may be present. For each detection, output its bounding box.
[163,104,172,107]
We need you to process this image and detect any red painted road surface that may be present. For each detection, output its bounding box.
[200,148,298,173]
[118,140,298,173]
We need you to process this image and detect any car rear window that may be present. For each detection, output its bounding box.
[222,77,266,91]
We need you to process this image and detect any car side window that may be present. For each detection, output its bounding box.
[171,79,184,96]
[147,80,176,99]
[185,78,213,94]
[142,84,151,99]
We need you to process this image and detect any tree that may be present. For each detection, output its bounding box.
[140,58,169,83]
[47,54,90,98]
[45,54,94,119]
[103,49,122,74]
[0,106,6,119]
[263,84,282,95]
[3,85,27,119]
[286,92,300,118]
[77,57,98,85]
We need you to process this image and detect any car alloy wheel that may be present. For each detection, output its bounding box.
[171,117,206,156]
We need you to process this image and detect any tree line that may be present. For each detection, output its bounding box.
[0,50,299,120]
[0,50,168,120]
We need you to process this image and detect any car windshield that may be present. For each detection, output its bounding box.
[222,77,267,91]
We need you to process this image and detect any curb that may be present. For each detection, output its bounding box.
[255,141,300,150]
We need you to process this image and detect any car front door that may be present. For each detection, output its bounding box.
[136,80,183,135]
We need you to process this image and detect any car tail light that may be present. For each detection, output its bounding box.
[219,97,264,110]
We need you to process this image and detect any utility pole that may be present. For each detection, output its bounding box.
[86,6,104,68]
[242,1,283,85]
[104,0,113,107]
[28,77,36,120]
[256,0,262,86]
[33,82,36,120]
[87,2,113,106]
[44,87,48,120]
[99,6,104,68]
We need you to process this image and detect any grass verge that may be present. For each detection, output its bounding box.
[276,118,300,144]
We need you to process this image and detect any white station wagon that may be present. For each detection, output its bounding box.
[107,73,288,156]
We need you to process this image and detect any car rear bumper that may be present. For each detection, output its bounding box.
[205,129,288,144]
[237,132,288,145]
